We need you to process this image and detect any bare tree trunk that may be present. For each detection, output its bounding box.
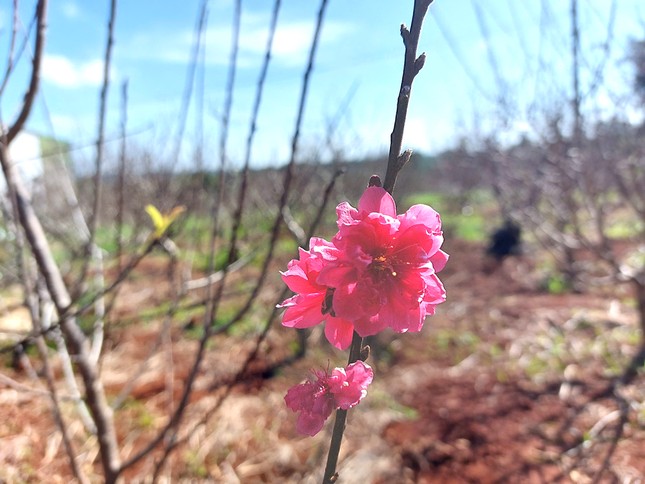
[0,143,122,482]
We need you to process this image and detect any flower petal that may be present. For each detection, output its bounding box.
[358,187,397,217]
[430,249,449,273]
[324,317,355,350]
[329,361,374,409]
[281,294,325,328]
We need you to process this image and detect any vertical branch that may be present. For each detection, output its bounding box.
[204,0,239,278]
[383,0,433,193]
[6,0,46,143]
[471,0,508,116]
[117,0,243,473]
[201,0,241,330]
[0,1,122,480]
[219,0,329,330]
[79,0,117,366]
[570,0,582,143]
[10,162,87,482]
[119,0,332,472]
[0,0,19,97]
[223,0,282,278]
[79,0,117,289]
[139,3,287,471]
[26,288,89,484]
[324,2,434,481]
[1,142,122,481]
[171,0,208,166]
[116,80,128,270]
[322,332,364,484]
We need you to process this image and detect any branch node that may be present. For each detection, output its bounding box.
[397,149,413,170]
[414,52,426,75]
[400,23,410,46]
[368,175,382,187]
[360,344,371,361]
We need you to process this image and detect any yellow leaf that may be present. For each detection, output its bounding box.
[145,204,185,238]
[167,206,186,225]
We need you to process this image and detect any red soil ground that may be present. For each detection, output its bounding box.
[1,238,644,482]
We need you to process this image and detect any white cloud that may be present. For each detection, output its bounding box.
[238,21,351,66]
[61,1,81,19]
[42,55,106,88]
[121,18,350,68]
[50,113,83,135]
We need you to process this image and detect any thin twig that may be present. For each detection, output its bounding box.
[116,80,128,271]
[208,0,328,337]
[0,0,19,97]
[6,0,46,143]
[170,0,208,166]
[591,392,629,484]
[324,2,434,480]
[0,238,157,356]
[117,0,243,472]
[383,0,433,193]
[26,290,90,484]
[139,166,344,469]
[77,0,117,293]
[0,1,122,479]
[322,332,364,483]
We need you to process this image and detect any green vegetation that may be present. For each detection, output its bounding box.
[121,398,156,430]
[403,190,491,242]
[370,387,418,419]
[182,450,209,478]
[433,328,481,364]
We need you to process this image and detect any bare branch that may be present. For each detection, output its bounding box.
[384,0,433,193]
[0,0,19,97]
[25,286,90,484]
[6,0,46,143]
[116,80,128,269]
[0,0,122,474]
[76,0,117,294]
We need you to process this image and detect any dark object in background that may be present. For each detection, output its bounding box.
[484,219,522,272]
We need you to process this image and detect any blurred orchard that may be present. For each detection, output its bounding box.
[0,0,644,482]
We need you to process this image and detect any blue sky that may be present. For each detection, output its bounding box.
[1,0,644,171]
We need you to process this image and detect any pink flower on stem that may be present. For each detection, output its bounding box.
[278,237,355,350]
[318,186,448,335]
[284,361,374,436]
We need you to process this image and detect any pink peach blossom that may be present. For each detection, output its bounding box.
[284,361,373,436]
[278,237,355,350]
[318,186,448,335]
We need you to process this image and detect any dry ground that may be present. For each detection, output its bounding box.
[1,238,644,483]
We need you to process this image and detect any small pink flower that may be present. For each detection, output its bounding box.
[278,237,355,350]
[284,361,373,436]
[319,186,448,335]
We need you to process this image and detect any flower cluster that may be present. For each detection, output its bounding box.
[284,361,373,436]
[279,186,448,349]
[281,185,447,436]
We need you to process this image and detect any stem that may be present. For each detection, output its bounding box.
[383,0,433,193]
[322,331,363,483]
[322,2,434,481]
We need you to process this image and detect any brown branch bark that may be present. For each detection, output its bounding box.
[384,0,433,193]
[0,0,19,97]
[325,1,434,481]
[6,0,46,143]
[0,144,122,484]
[0,0,122,479]
[76,0,117,294]
[116,80,128,270]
